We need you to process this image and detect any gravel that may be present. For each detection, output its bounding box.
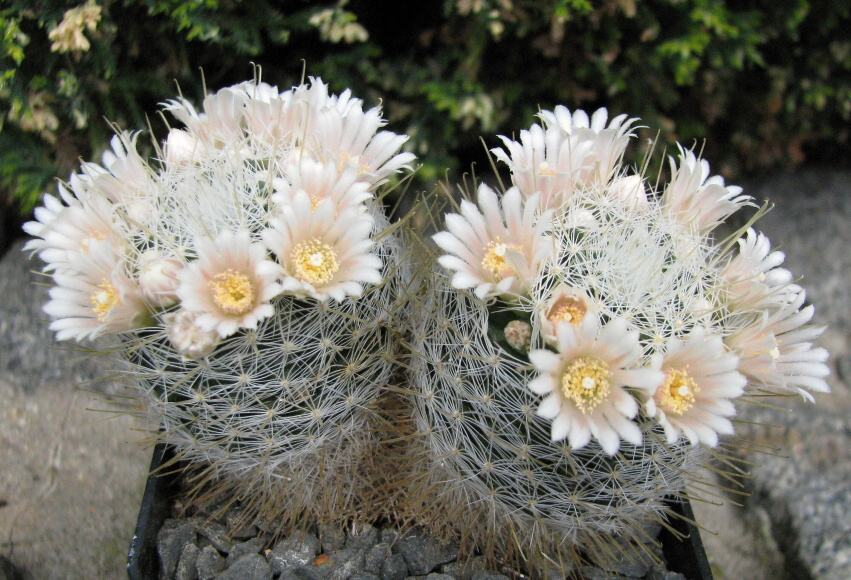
[150,503,694,579]
[393,528,458,575]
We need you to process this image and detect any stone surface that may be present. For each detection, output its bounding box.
[226,537,264,565]
[439,556,487,579]
[394,529,458,575]
[196,545,225,580]
[225,509,258,540]
[347,523,380,550]
[364,542,391,574]
[469,572,508,580]
[218,553,272,580]
[195,520,233,554]
[320,522,347,553]
[269,531,321,574]
[157,519,197,578]
[175,542,200,580]
[381,553,408,580]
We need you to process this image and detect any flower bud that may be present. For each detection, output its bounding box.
[138,250,182,307]
[504,320,532,352]
[164,309,220,359]
[165,129,198,165]
[609,175,648,210]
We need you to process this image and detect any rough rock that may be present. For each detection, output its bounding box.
[439,556,487,579]
[469,572,509,580]
[218,553,272,580]
[320,522,347,553]
[579,566,627,579]
[424,574,454,580]
[225,509,258,540]
[268,531,321,574]
[599,546,652,578]
[195,545,225,580]
[741,407,851,580]
[175,542,200,580]
[157,519,197,578]
[381,553,408,580]
[350,575,381,580]
[364,543,391,574]
[196,520,233,553]
[647,572,686,580]
[347,523,380,549]
[293,548,366,580]
[380,528,400,546]
[394,529,458,575]
[226,537,264,565]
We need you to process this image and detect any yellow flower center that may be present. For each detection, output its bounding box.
[80,229,108,253]
[90,279,119,321]
[658,368,699,416]
[481,238,521,279]
[291,238,339,286]
[548,295,588,326]
[538,161,557,177]
[209,269,255,315]
[561,356,611,415]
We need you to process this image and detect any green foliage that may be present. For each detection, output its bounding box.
[1,0,849,213]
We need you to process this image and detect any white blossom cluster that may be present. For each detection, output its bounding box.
[26,76,413,352]
[24,75,414,526]
[415,106,830,570]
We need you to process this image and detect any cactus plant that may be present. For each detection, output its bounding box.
[404,108,830,574]
[24,72,415,530]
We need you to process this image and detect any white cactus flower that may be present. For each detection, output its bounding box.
[432,184,553,299]
[272,158,372,213]
[662,147,752,233]
[528,316,664,455]
[647,328,746,446]
[539,106,639,186]
[43,240,146,341]
[537,284,600,345]
[23,184,121,272]
[177,230,282,338]
[727,288,830,402]
[315,105,416,188]
[720,228,792,310]
[263,191,381,302]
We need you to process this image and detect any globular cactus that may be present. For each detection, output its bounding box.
[404,108,830,574]
[25,72,415,530]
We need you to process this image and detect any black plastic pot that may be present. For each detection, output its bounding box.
[127,444,713,580]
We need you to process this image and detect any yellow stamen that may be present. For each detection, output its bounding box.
[548,295,588,326]
[658,368,699,415]
[538,161,556,177]
[209,269,255,315]
[80,230,108,253]
[561,356,611,415]
[90,279,119,321]
[291,238,339,286]
[481,238,521,279]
